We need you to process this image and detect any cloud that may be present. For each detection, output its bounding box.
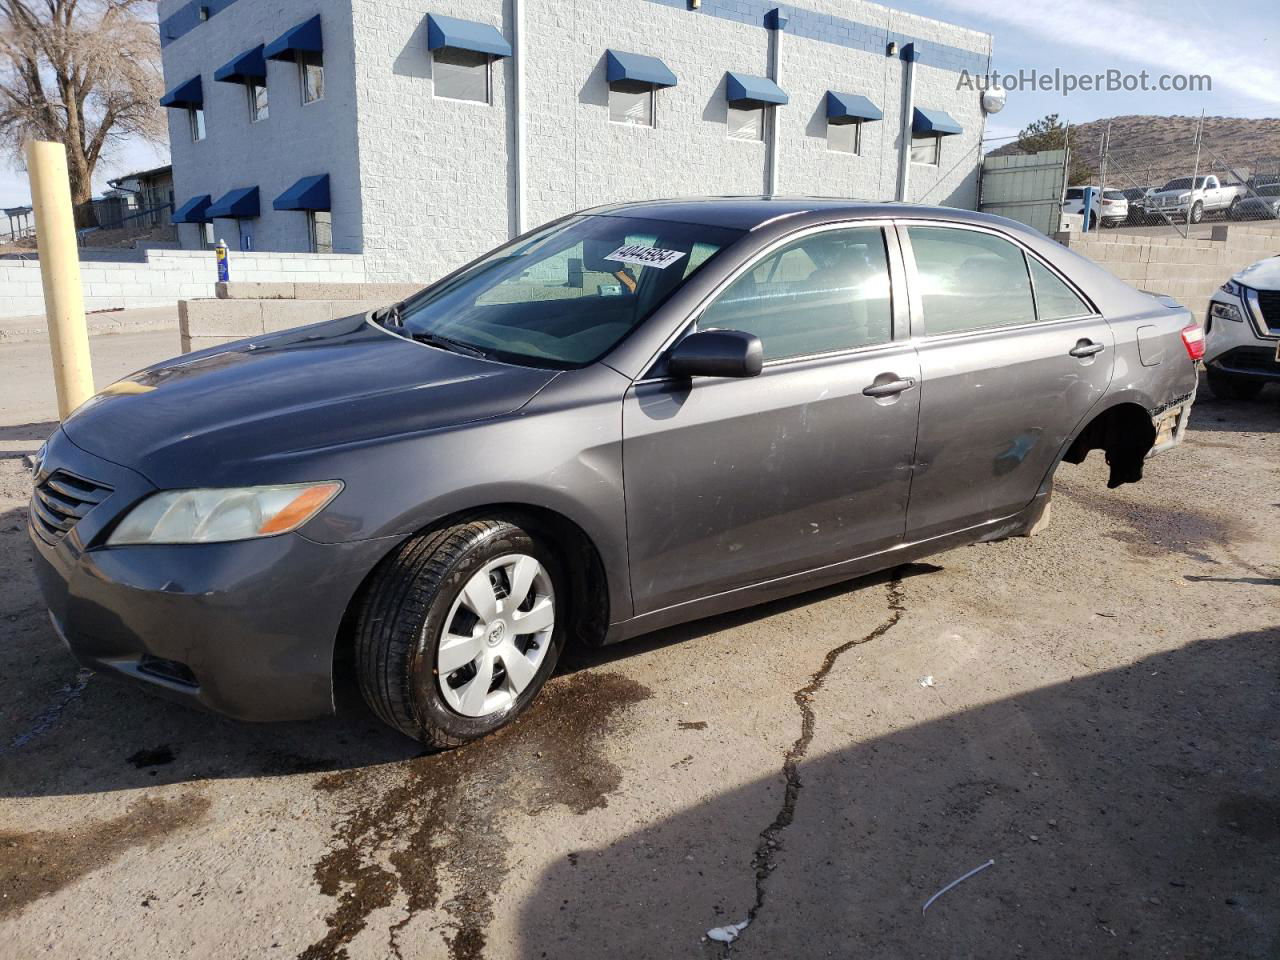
[931,0,1280,107]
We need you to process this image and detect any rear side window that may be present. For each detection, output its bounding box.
[1065,188,1084,200]
[699,227,893,361]
[907,226,1036,335]
[1028,257,1091,321]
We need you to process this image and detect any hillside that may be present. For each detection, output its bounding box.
[989,114,1280,187]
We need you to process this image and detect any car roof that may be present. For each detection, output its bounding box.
[580,196,1023,232]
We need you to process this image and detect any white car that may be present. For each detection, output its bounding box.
[1062,187,1129,228]
[1204,255,1280,399]
[1145,175,1247,224]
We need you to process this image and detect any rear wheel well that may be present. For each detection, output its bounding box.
[331,505,611,708]
[1062,402,1156,489]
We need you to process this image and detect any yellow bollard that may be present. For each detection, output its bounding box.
[26,140,94,420]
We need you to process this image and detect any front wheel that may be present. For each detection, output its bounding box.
[354,517,567,748]
[1206,370,1264,402]
[1189,201,1204,225]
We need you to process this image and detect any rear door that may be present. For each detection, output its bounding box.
[899,222,1114,540]
[622,224,920,614]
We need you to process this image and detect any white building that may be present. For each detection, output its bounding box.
[157,0,993,282]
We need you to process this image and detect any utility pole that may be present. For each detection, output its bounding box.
[26,141,94,419]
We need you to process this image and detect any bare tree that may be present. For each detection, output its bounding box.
[0,0,165,226]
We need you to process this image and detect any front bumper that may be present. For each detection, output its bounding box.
[1204,289,1279,377]
[27,429,400,722]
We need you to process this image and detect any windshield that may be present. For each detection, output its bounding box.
[393,215,744,368]
[1160,177,1204,191]
[1255,185,1280,197]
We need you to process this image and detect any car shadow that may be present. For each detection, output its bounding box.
[1188,373,1280,435]
[517,626,1280,959]
[0,495,941,800]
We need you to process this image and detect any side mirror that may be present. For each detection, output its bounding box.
[667,330,763,379]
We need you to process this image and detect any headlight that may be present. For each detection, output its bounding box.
[1210,301,1244,323]
[1219,280,1244,298]
[107,481,343,545]
[1178,193,1191,201]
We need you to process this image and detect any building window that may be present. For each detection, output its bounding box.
[299,49,324,103]
[609,86,654,127]
[828,121,862,155]
[728,105,764,142]
[247,82,268,122]
[434,48,490,103]
[189,107,206,142]
[308,210,333,254]
[911,132,941,165]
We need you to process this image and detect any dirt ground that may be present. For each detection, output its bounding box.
[0,334,1276,959]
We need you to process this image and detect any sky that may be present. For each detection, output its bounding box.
[895,0,1279,145]
[3,0,1277,209]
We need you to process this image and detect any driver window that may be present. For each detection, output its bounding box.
[698,227,893,362]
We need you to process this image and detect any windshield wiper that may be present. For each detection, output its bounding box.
[373,302,402,327]
[410,331,490,360]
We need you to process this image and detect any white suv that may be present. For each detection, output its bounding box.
[1063,187,1129,228]
[1204,255,1280,399]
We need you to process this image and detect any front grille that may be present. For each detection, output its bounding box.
[30,470,112,545]
[1255,290,1280,333]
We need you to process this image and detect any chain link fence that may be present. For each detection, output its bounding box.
[1072,120,1280,237]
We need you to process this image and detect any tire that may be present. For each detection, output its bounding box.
[1088,212,1098,231]
[1227,197,1240,221]
[1206,370,1264,402]
[354,517,568,748]
[1189,201,1204,225]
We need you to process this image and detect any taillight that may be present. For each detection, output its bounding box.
[1180,322,1205,361]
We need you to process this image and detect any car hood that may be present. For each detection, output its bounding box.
[63,314,559,488]
[1235,255,1280,291]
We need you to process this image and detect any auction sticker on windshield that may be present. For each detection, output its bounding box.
[604,244,687,269]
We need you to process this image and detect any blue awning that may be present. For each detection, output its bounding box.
[207,187,260,219]
[214,45,267,84]
[265,15,322,62]
[159,76,203,109]
[726,72,788,108]
[826,91,883,124]
[426,14,512,58]
[606,50,677,89]
[274,175,330,212]
[913,107,963,136]
[172,195,213,224]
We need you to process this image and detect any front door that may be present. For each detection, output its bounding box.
[623,225,921,615]
[900,223,1114,540]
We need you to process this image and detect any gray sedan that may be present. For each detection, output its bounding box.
[29,199,1200,747]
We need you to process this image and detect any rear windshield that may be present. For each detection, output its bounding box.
[394,215,743,368]
[1102,190,1126,200]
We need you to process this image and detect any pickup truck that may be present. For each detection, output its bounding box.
[1144,175,1247,224]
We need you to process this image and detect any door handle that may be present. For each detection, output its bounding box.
[1069,340,1105,358]
[862,377,916,398]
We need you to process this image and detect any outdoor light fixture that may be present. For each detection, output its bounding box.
[886,41,897,56]
[690,0,701,8]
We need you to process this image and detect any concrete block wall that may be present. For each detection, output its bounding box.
[157,0,363,255]
[179,294,393,353]
[1058,225,1280,322]
[347,0,990,282]
[0,249,367,319]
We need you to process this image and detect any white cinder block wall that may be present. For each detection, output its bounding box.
[158,0,363,255]
[159,0,991,284]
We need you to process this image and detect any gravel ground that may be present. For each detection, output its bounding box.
[0,335,1276,959]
